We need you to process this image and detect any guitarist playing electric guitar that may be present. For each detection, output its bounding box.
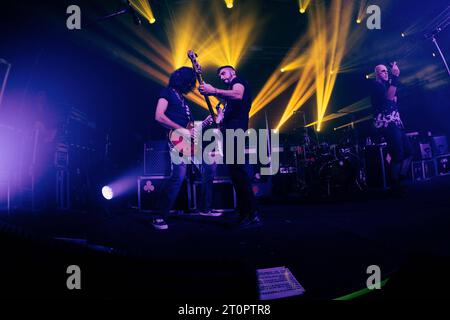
[153,66,212,230]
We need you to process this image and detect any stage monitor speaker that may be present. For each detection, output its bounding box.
[431,136,448,156]
[144,140,171,176]
[435,154,450,176]
[419,143,433,159]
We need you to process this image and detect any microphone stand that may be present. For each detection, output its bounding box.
[431,35,450,76]
[0,58,12,110]
[424,7,450,76]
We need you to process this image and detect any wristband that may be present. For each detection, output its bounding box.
[390,75,400,87]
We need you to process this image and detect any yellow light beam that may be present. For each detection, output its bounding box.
[212,1,259,68]
[129,0,156,24]
[357,0,367,23]
[275,57,316,131]
[276,84,315,131]
[250,36,310,117]
[305,98,371,127]
[334,115,373,131]
[79,0,253,112]
[310,0,354,131]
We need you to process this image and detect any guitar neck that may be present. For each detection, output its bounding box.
[195,74,217,123]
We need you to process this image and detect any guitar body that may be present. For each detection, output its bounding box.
[168,122,196,157]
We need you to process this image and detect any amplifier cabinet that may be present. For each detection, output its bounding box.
[192,179,236,212]
[137,176,191,213]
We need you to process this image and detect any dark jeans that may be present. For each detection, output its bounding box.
[227,163,256,218]
[199,163,216,212]
[380,124,413,185]
[222,127,257,218]
[158,162,187,219]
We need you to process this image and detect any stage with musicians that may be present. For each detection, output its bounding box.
[1,0,450,302]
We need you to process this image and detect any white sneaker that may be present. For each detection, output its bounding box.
[152,218,168,230]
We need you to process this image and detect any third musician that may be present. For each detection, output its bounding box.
[371,62,413,193]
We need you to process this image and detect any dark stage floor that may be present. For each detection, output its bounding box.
[1,176,450,300]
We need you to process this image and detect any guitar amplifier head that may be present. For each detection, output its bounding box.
[144,141,172,176]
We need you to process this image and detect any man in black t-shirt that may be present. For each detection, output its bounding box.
[199,66,260,228]
[370,63,412,191]
[154,67,197,230]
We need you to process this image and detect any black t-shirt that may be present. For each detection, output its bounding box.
[222,77,252,131]
[370,79,404,129]
[158,87,192,129]
[370,79,398,115]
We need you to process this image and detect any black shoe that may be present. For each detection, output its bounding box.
[236,213,262,229]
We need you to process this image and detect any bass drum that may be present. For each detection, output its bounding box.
[318,158,359,191]
[319,160,356,186]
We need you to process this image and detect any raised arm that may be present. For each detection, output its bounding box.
[199,83,244,101]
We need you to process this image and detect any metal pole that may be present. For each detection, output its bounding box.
[432,36,450,76]
[0,59,12,110]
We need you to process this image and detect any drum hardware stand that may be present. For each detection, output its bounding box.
[293,110,309,193]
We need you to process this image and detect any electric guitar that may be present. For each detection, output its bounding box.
[168,50,221,157]
[168,116,213,157]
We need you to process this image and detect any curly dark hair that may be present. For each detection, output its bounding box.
[169,67,196,94]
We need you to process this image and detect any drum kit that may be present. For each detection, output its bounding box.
[282,114,366,198]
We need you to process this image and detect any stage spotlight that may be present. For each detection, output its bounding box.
[280,68,285,72]
[299,0,311,14]
[129,0,156,25]
[225,0,234,9]
[356,19,361,24]
[401,33,405,37]
[366,74,369,79]
[102,186,114,200]
[432,53,436,57]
